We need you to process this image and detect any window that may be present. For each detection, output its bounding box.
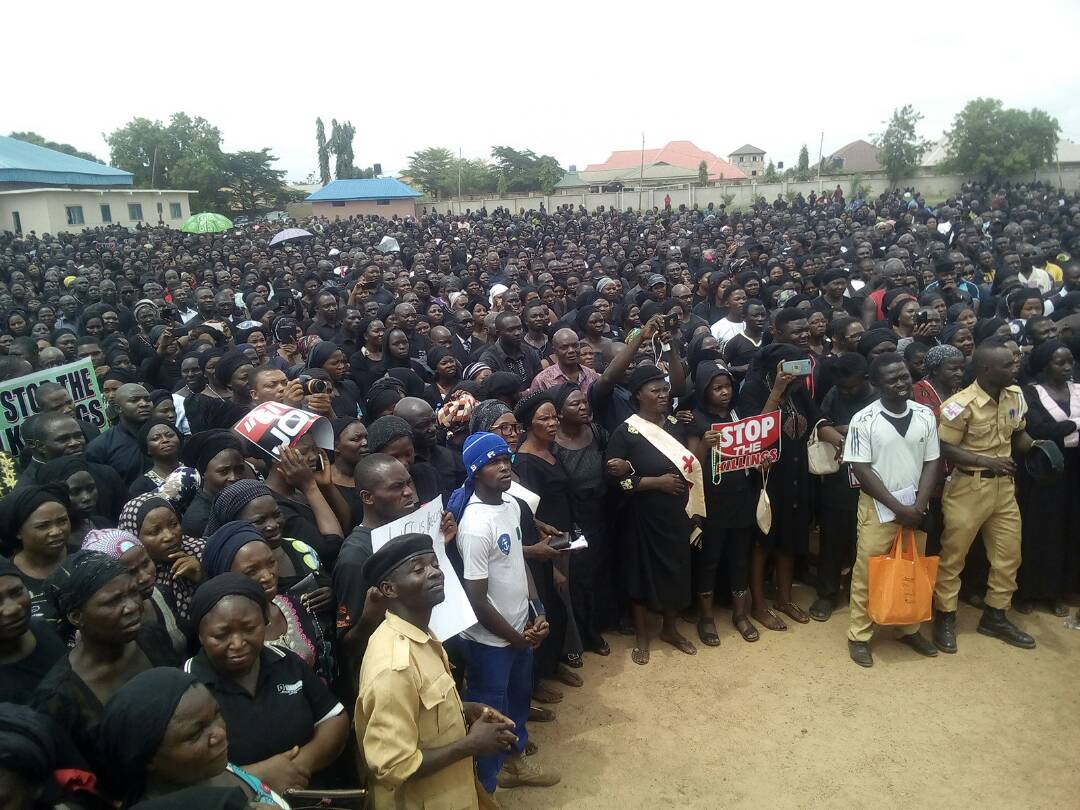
[751,170,758,177]
[331,201,346,207]
[128,203,143,220]
[100,204,112,223]
[11,212,21,234]
[65,205,85,225]
[156,202,164,219]
[376,199,391,206]
[170,202,182,219]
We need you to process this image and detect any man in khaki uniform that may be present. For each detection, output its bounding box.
[933,336,1036,653]
[356,533,515,810]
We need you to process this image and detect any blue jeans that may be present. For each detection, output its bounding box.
[461,639,532,793]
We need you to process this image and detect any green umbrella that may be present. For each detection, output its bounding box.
[180,212,234,233]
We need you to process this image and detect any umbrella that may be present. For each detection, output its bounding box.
[269,228,314,246]
[180,212,233,233]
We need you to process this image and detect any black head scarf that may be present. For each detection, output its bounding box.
[973,317,1008,344]
[38,454,94,484]
[695,360,735,403]
[550,381,579,413]
[180,429,243,475]
[98,667,202,804]
[480,371,521,400]
[138,418,181,454]
[214,349,252,389]
[386,367,426,397]
[203,480,273,536]
[368,415,414,453]
[0,484,70,547]
[189,572,268,632]
[626,364,666,395]
[201,521,265,578]
[44,549,127,619]
[1029,339,1067,375]
[307,340,341,370]
[753,342,808,375]
[514,390,554,428]
[0,703,56,786]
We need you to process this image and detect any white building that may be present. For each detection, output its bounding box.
[0,135,193,235]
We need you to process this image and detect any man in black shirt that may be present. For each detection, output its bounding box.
[394,397,466,500]
[85,383,152,485]
[479,313,539,390]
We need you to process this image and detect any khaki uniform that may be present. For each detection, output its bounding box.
[933,382,1027,612]
[848,493,928,642]
[355,611,480,810]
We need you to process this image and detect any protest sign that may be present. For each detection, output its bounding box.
[370,499,477,642]
[0,358,107,454]
[233,401,333,460]
[712,410,781,475]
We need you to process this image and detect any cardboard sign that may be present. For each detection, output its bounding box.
[712,411,781,474]
[370,499,477,642]
[0,358,107,454]
[232,401,333,460]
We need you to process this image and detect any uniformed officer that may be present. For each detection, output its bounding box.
[355,532,514,810]
[933,336,1036,652]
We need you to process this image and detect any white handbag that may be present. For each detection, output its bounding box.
[807,419,840,475]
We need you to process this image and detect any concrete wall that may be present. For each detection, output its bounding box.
[0,188,192,234]
[419,168,1080,217]
[312,199,415,220]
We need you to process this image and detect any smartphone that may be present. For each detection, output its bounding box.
[287,573,318,600]
[781,359,813,377]
[915,311,929,326]
[664,312,680,330]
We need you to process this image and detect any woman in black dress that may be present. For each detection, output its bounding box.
[0,484,72,626]
[686,362,761,644]
[347,317,386,390]
[512,390,582,687]
[553,382,613,655]
[1016,339,1080,614]
[307,341,363,421]
[606,365,703,665]
[737,343,843,631]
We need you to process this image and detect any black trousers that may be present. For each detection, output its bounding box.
[816,504,857,600]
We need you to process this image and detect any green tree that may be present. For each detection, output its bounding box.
[222,149,296,213]
[9,131,101,163]
[698,160,709,187]
[763,160,778,182]
[315,118,330,186]
[330,119,358,179]
[490,146,565,193]
[407,147,454,198]
[796,144,811,181]
[944,98,1060,184]
[448,158,497,196]
[107,114,226,208]
[873,104,931,185]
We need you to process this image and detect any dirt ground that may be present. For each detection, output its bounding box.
[504,584,1080,810]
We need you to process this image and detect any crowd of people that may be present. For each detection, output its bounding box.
[1,178,1079,808]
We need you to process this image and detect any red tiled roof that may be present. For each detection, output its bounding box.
[585,140,747,181]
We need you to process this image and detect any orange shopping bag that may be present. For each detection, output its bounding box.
[867,527,939,626]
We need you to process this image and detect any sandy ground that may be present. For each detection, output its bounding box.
[504,584,1080,810]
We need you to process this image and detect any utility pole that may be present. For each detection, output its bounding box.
[638,131,645,212]
[458,146,462,200]
[816,131,824,194]
[150,145,158,188]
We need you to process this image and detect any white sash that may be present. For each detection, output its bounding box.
[626,414,706,522]
[1034,383,1080,448]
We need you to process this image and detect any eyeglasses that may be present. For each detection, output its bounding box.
[493,423,522,437]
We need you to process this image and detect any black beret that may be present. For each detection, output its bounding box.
[362,533,435,587]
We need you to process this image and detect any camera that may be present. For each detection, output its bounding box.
[297,375,330,395]
[663,312,680,331]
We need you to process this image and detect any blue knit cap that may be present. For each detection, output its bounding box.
[447,432,512,521]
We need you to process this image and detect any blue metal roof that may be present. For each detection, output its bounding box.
[306,177,420,202]
[0,135,133,187]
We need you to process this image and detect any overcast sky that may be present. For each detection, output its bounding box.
[7,1,1080,184]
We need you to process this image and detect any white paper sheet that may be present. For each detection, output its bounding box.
[874,486,917,524]
[370,499,477,641]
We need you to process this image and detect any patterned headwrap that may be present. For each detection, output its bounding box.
[468,398,510,435]
[203,480,273,536]
[44,550,128,620]
[81,528,142,559]
[923,344,964,373]
[437,389,478,436]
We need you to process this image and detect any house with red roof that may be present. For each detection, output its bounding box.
[555,140,747,192]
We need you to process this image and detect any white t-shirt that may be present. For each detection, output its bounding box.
[457,493,528,647]
[711,317,746,345]
[843,399,940,493]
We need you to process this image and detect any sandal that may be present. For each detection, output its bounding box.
[808,597,834,622]
[733,615,760,642]
[775,601,810,624]
[532,683,563,704]
[587,638,611,656]
[554,665,583,688]
[562,653,583,669]
[696,618,721,647]
[525,740,539,756]
[631,646,650,665]
[529,705,555,723]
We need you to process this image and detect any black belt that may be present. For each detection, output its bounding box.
[956,467,1010,479]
